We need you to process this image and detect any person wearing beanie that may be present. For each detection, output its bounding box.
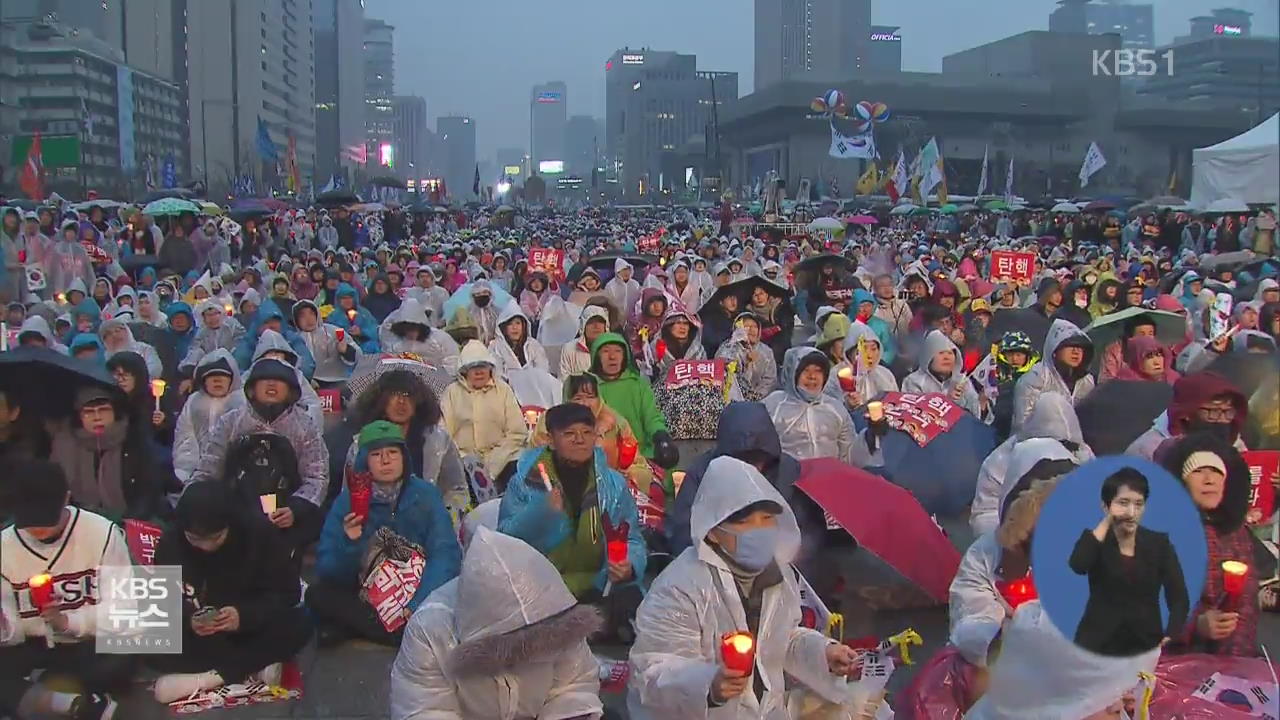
[187,358,329,557]
[309,420,461,646]
[149,481,312,703]
[1161,436,1258,656]
[0,459,135,720]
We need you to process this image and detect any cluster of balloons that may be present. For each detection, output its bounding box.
[810,90,892,134]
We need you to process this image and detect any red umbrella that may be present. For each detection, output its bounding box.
[845,214,879,226]
[796,458,961,604]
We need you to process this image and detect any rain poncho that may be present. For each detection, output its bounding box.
[162,301,198,370]
[380,298,461,373]
[665,260,703,312]
[1010,319,1095,435]
[488,302,550,377]
[647,306,707,381]
[966,601,1159,720]
[37,232,96,299]
[98,317,164,379]
[440,341,528,479]
[232,302,316,378]
[969,394,1093,536]
[901,330,984,418]
[498,446,647,596]
[629,456,861,719]
[172,349,246,484]
[590,332,668,461]
[389,527,604,720]
[292,299,362,383]
[331,282,382,354]
[68,333,105,363]
[405,280,450,329]
[249,328,325,429]
[180,298,247,370]
[764,347,873,466]
[715,318,778,402]
[16,315,68,354]
[136,291,168,327]
[821,321,897,404]
[558,305,609,378]
[605,257,643,319]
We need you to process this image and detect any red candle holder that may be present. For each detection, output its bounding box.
[721,631,755,673]
[617,436,639,469]
[837,366,856,392]
[607,540,628,565]
[1221,561,1248,611]
[654,339,667,361]
[334,328,345,343]
[996,573,1038,612]
[29,573,54,611]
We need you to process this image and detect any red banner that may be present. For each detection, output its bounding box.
[528,248,565,279]
[990,250,1037,285]
[316,388,343,415]
[665,358,727,389]
[1242,450,1278,526]
[364,551,425,632]
[125,518,164,565]
[880,391,965,447]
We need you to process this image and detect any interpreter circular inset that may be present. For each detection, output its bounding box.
[1030,456,1208,658]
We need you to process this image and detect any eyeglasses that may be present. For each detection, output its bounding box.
[1198,405,1237,422]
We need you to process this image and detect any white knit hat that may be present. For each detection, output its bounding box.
[1182,451,1226,479]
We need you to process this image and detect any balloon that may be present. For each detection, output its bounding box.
[810,98,829,114]
[872,102,891,123]
[824,90,846,113]
[856,100,875,121]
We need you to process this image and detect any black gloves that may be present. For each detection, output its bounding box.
[651,430,679,469]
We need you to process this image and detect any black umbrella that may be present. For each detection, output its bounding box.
[370,175,405,189]
[1205,352,1280,399]
[1077,379,1173,456]
[792,254,858,295]
[315,189,361,207]
[0,347,123,420]
[578,252,657,283]
[141,188,197,203]
[697,275,790,323]
[228,201,273,223]
[986,308,1053,351]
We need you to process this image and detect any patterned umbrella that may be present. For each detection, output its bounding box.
[345,354,453,401]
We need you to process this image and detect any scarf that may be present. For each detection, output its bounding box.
[54,422,130,514]
[372,478,404,506]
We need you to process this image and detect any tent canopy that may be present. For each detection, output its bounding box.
[1190,113,1279,209]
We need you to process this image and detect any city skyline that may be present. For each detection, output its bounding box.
[364,0,1277,158]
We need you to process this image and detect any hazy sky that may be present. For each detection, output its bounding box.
[365,0,1279,160]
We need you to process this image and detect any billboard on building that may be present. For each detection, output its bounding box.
[117,67,136,171]
[539,160,565,174]
[504,165,523,176]
[536,92,563,103]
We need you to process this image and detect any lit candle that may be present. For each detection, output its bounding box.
[334,328,345,343]
[28,573,54,611]
[56,292,66,304]
[867,400,884,422]
[347,308,357,322]
[224,303,234,316]
[996,573,1038,611]
[654,338,667,361]
[150,379,167,411]
[720,631,756,673]
[837,365,856,392]
[1221,561,1248,611]
[607,540,628,565]
[617,436,639,469]
[524,408,540,428]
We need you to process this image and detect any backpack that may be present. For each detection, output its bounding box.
[222,433,302,509]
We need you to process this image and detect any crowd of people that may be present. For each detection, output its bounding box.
[0,193,1277,719]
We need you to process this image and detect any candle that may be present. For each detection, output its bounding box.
[867,400,884,422]
[150,379,166,411]
[607,540,628,565]
[224,303,234,316]
[655,338,667,361]
[347,309,357,322]
[1221,560,1248,611]
[837,365,856,392]
[720,631,756,673]
[996,573,1038,611]
[524,408,540,428]
[17,250,26,264]
[28,573,54,611]
[671,471,686,494]
[617,436,639,469]
[334,328,345,343]
[56,292,66,304]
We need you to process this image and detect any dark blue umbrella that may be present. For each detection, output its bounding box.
[873,411,998,517]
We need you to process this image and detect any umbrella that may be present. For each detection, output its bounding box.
[986,307,1053,351]
[877,408,998,517]
[228,200,273,222]
[845,214,878,225]
[1204,197,1250,214]
[982,199,1011,211]
[142,198,200,217]
[315,189,361,207]
[806,217,845,232]
[441,282,516,323]
[346,354,454,401]
[1198,250,1258,274]
[496,204,515,213]
[1077,379,1173,456]
[796,458,961,605]
[890,203,920,216]
[955,203,980,212]
[141,188,197,203]
[352,202,386,212]
[1149,654,1279,719]
[1205,351,1280,399]
[1083,307,1188,350]
[1050,202,1080,213]
[698,275,791,325]
[1080,199,1118,212]
[198,201,224,216]
[937,203,961,215]
[580,252,658,283]
[0,347,122,421]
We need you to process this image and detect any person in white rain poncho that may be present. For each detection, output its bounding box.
[180,298,247,371]
[250,329,325,429]
[628,456,866,720]
[822,320,898,408]
[966,600,1159,720]
[406,265,449,328]
[605,257,642,319]
[969,393,1094,536]
[559,305,610,379]
[714,312,778,401]
[16,315,68,353]
[380,298,461,373]
[763,347,879,467]
[172,349,246,485]
[136,290,168,327]
[1011,319,1095,435]
[292,299,362,385]
[389,527,604,720]
[489,301,550,377]
[902,329,986,419]
[97,317,164,379]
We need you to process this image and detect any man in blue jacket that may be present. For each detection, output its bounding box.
[308,421,460,646]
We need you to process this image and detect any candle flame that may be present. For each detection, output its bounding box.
[150,379,167,397]
[727,633,753,653]
[1222,560,1248,576]
[29,573,51,587]
[837,366,854,379]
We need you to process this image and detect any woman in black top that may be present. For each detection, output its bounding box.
[1069,468,1190,657]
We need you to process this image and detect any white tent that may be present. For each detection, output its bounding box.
[1190,113,1279,209]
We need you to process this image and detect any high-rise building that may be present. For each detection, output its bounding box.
[187,0,316,196]
[867,25,902,73]
[605,48,737,198]
[564,115,602,180]
[1049,0,1154,51]
[437,115,476,199]
[314,0,365,184]
[392,96,429,179]
[530,81,567,174]
[1181,7,1254,43]
[754,0,872,90]
[363,18,395,171]
[118,0,185,83]
[1,0,123,49]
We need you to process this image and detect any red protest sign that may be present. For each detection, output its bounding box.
[990,250,1037,285]
[1241,451,1278,526]
[364,551,425,632]
[529,247,565,279]
[880,391,965,447]
[316,388,343,415]
[125,518,164,565]
[665,358,727,389]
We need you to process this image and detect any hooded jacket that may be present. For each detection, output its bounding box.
[629,457,860,719]
[439,341,528,479]
[848,288,898,365]
[232,303,316,378]
[488,302,550,378]
[822,321,898,405]
[1127,371,1249,459]
[1113,334,1180,384]
[715,318,778,402]
[405,281,450,329]
[17,315,68,353]
[173,349,247,483]
[1052,280,1094,330]
[330,282,383,354]
[590,332,667,461]
[362,273,402,323]
[628,287,669,357]
[292,299,362,383]
[1011,319,1095,435]
[558,305,608,378]
[763,347,867,465]
[604,257,642,320]
[187,356,329,509]
[902,330,984,418]
[182,298,247,370]
[389,527,603,720]
[250,329,325,429]
[98,317,164,379]
[380,298,460,373]
[648,306,707,382]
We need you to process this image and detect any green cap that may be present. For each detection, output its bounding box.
[358,420,406,452]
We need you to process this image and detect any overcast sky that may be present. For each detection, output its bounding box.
[364,0,1279,160]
